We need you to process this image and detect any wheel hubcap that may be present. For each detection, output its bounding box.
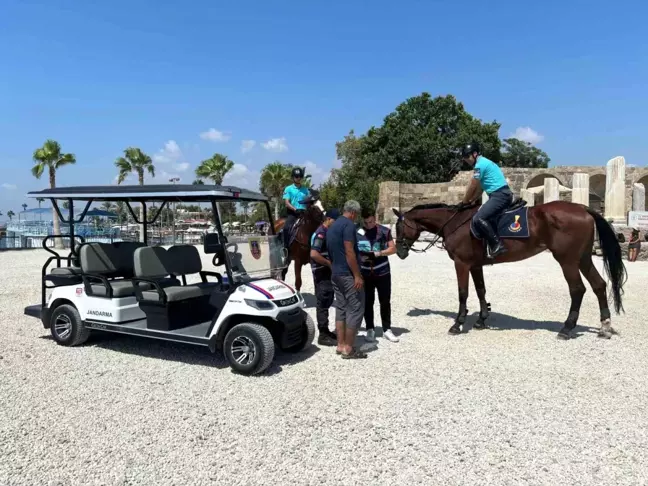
[231,336,256,365]
[54,314,72,340]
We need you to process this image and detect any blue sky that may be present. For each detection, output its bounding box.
[1,0,647,219]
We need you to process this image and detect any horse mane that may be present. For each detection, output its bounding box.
[410,202,459,211]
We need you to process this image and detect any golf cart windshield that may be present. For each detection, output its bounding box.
[224,234,287,283]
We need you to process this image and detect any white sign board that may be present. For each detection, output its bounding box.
[627,211,648,228]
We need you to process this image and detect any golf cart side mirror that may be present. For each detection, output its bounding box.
[203,233,223,254]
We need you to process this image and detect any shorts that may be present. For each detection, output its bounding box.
[332,274,365,329]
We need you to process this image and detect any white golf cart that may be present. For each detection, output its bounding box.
[23,184,315,375]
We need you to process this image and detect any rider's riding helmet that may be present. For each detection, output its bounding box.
[291,167,304,179]
[461,142,481,158]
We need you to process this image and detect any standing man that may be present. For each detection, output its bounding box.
[282,167,310,250]
[309,208,341,346]
[357,209,399,343]
[460,142,513,259]
[326,200,367,359]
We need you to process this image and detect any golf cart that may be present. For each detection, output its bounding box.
[23,184,315,375]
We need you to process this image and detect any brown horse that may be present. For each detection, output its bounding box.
[274,197,325,291]
[392,199,627,339]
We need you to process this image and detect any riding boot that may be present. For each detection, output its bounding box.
[474,218,507,259]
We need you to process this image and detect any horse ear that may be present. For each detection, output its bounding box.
[392,208,402,218]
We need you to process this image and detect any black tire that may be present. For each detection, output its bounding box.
[49,304,90,346]
[284,313,316,353]
[223,323,275,375]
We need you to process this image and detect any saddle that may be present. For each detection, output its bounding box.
[470,197,531,241]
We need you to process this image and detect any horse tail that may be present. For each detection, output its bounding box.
[586,208,627,314]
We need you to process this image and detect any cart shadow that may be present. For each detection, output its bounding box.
[406,307,599,337]
[42,332,321,375]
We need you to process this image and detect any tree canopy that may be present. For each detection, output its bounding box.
[500,138,550,168]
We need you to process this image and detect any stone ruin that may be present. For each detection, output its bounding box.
[377,156,648,260]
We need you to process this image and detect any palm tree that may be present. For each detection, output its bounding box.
[115,147,155,241]
[7,210,15,221]
[260,161,292,220]
[241,201,250,224]
[21,204,27,222]
[36,198,45,208]
[31,139,76,247]
[193,179,205,185]
[195,154,234,185]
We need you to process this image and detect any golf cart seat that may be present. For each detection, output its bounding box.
[133,246,219,330]
[79,242,178,298]
[167,244,222,291]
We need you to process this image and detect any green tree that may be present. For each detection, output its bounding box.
[115,147,155,241]
[31,139,76,247]
[193,179,205,185]
[7,210,15,221]
[195,154,234,185]
[500,138,550,168]
[36,198,45,208]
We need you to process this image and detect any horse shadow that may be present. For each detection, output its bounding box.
[406,307,599,337]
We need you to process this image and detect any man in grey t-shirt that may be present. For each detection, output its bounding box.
[325,200,367,359]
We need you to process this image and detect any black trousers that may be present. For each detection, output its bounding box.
[314,276,334,331]
[364,273,391,331]
[283,210,301,247]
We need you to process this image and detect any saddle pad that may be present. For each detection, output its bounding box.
[471,206,530,240]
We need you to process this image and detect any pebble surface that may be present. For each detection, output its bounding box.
[1,247,647,485]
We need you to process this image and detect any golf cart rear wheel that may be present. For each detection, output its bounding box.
[224,323,275,375]
[49,304,90,347]
[284,314,316,352]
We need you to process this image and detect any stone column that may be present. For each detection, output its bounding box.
[520,189,534,207]
[571,173,590,206]
[605,156,626,220]
[544,178,559,203]
[633,183,646,212]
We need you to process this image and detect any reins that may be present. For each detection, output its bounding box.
[400,202,478,253]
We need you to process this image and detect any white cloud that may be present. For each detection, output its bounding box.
[222,163,260,191]
[510,127,544,145]
[303,161,331,187]
[153,140,183,164]
[1,183,17,190]
[241,140,256,153]
[200,128,231,142]
[174,162,190,172]
[262,137,288,152]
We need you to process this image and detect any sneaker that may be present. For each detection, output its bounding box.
[383,329,400,342]
[365,329,377,343]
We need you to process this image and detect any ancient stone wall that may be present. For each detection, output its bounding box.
[377,157,648,224]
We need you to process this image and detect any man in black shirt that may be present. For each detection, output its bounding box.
[309,208,340,346]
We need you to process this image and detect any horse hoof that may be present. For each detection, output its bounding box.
[597,330,613,339]
[448,324,462,335]
[474,319,489,330]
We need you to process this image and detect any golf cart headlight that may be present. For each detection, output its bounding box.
[244,299,275,310]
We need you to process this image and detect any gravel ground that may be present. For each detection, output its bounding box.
[1,247,648,485]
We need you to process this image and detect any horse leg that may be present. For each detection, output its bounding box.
[449,260,470,335]
[294,260,303,293]
[579,253,616,338]
[555,258,587,340]
[470,266,491,330]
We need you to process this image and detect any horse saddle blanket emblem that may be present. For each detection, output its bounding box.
[470,206,531,240]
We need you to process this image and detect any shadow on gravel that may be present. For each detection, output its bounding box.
[407,308,599,337]
[54,332,321,375]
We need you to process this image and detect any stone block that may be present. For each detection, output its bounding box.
[633,183,645,212]
[544,178,559,203]
[605,156,626,220]
[571,173,590,205]
[520,189,534,207]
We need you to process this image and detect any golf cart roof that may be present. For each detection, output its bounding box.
[27,184,268,202]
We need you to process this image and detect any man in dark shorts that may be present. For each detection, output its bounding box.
[309,208,341,346]
[326,200,367,359]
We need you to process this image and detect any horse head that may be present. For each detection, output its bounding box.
[392,208,421,260]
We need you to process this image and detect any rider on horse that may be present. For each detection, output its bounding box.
[460,142,513,259]
[282,167,311,250]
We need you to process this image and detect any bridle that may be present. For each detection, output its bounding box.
[396,203,477,254]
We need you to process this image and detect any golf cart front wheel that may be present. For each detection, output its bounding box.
[284,313,316,352]
[49,304,90,347]
[223,323,275,375]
